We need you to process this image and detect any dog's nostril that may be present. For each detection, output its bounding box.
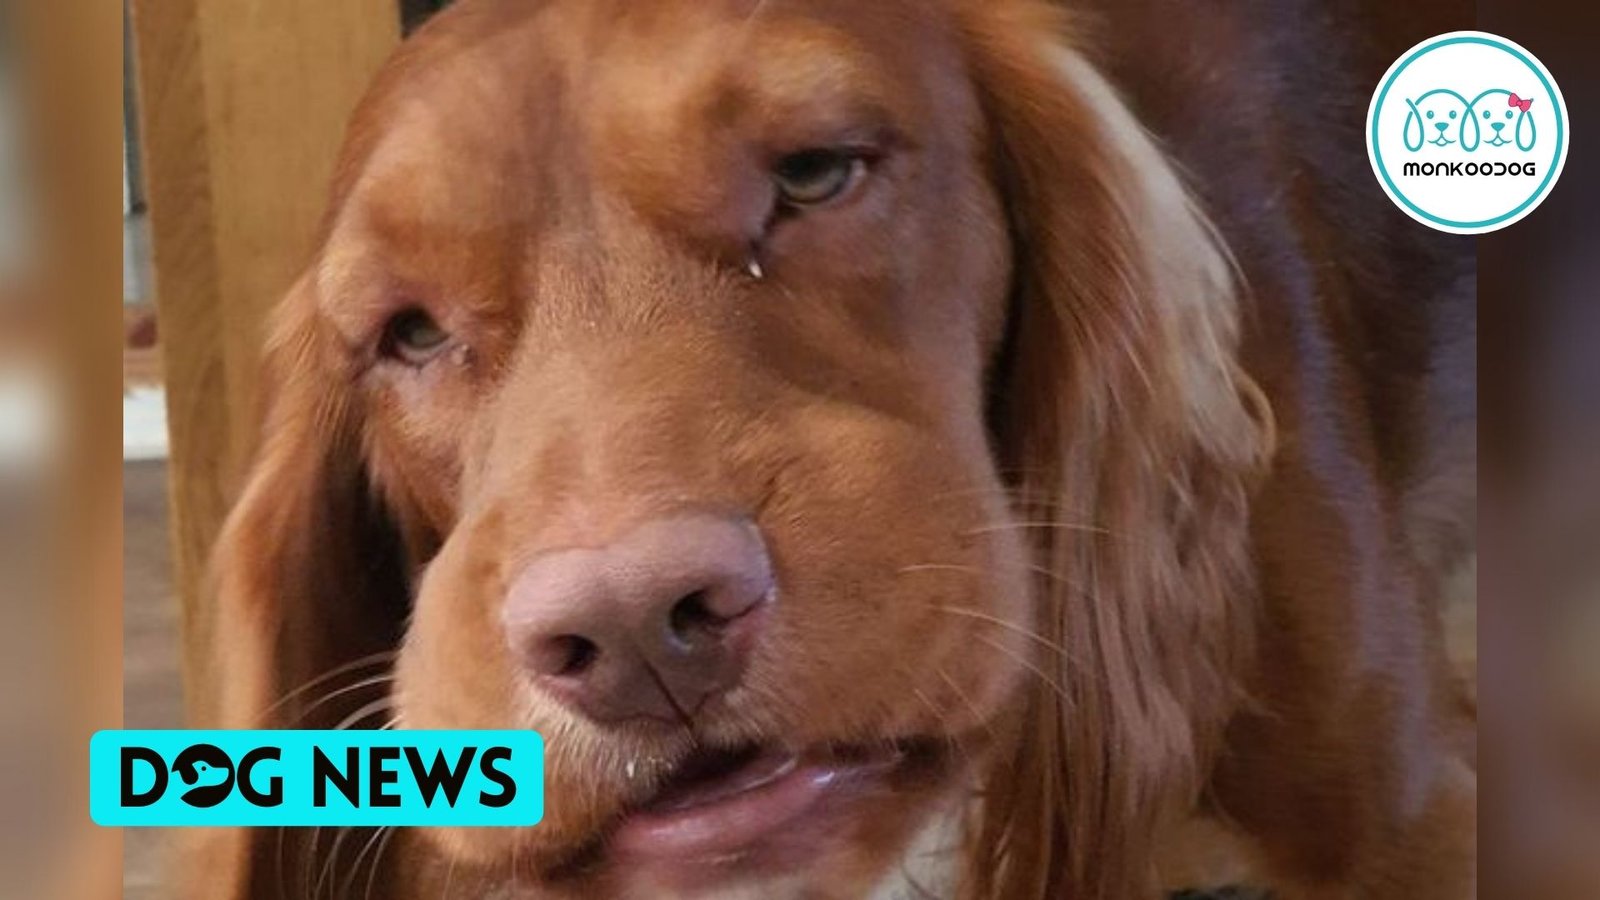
[550,634,599,676]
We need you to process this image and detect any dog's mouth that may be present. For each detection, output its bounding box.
[604,737,946,866]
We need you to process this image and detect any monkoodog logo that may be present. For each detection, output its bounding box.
[1368,31,1568,233]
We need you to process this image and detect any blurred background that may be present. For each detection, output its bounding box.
[0,1,459,897]
[117,3,450,896]
[1479,4,1600,897]
[0,0,1590,897]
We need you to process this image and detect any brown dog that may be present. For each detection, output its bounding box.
[193,1,1476,897]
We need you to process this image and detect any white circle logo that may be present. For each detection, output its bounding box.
[1367,31,1568,234]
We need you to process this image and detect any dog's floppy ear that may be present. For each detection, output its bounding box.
[957,4,1273,898]
[205,272,409,732]
[183,272,411,899]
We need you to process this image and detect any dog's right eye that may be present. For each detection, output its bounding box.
[772,148,869,209]
[383,309,451,366]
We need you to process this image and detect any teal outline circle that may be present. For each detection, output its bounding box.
[1370,34,1565,230]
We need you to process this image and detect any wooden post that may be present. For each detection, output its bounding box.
[128,0,399,718]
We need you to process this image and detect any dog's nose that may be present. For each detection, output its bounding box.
[1435,122,1449,132]
[1492,122,1506,131]
[502,514,774,724]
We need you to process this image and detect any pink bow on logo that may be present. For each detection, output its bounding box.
[1509,93,1534,112]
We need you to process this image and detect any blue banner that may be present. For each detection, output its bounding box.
[90,730,544,827]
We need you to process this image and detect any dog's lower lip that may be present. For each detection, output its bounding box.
[609,743,908,861]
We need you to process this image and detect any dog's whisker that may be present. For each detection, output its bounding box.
[973,632,1072,708]
[313,826,358,900]
[897,562,983,575]
[741,0,774,27]
[302,826,323,900]
[1022,562,1087,587]
[910,489,1091,521]
[897,669,985,794]
[962,520,1110,536]
[274,825,293,900]
[897,670,948,731]
[442,851,460,900]
[365,827,399,900]
[300,672,395,726]
[934,665,1001,756]
[334,696,397,732]
[896,559,1090,592]
[919,483,1080,505]
[472,863,497,900]
[339,826,391,900]
[264,651,396,721]
[924,604,1076,666]
[921,483,1069,499]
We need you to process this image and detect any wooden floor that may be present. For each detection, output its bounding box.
[123,460,182,900]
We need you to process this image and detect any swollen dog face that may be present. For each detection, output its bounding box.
[318,2,1030,893]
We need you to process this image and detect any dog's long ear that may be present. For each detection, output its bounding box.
[184,273,411,899]
[957,4,1273,898]
[205,272,409,732]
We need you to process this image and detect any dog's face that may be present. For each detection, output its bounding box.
[212,1,1266,896]
[1409,91,1465,147]
[321,0,1027,893]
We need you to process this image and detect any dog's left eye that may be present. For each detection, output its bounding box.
[383,308,451,366]
[772,149,867,208]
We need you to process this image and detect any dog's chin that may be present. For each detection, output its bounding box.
[422,734,959,896]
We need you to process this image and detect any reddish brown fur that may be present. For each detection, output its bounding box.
[191,1,1475,898]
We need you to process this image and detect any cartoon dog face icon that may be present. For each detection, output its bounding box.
[1493,90,1536,150]
[1404,89,1469,149]
[1465,90,1536,150]
[170,743,235,807]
